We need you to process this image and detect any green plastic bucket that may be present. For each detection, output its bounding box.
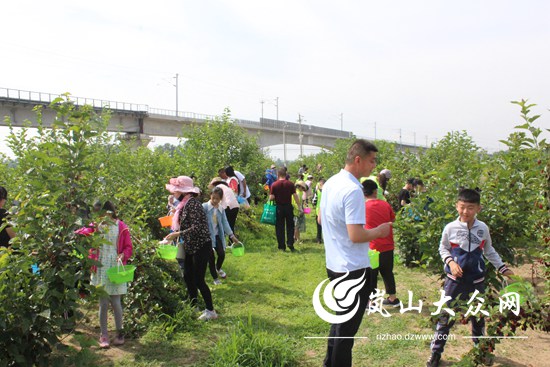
[106,264,136,284]
[500,281,535,306]
[232,242,245,257]
[157,244,178,260]
[368,249,379,269]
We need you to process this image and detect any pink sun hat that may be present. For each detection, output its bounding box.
[165,176,201,194]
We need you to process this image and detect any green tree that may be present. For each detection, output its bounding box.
[1,96,111,365]
[178,108,271,200]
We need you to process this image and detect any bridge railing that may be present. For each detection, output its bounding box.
[1,86,353,139]
[149,107,219,121]
[259,118,351,138]
[0,87,148,112]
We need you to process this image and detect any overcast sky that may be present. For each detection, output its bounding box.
[2,0,549,158]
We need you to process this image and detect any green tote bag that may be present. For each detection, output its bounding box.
[260,201,277,225]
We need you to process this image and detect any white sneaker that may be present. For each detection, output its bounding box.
[217,269,227,279]
[213,278,222,285]
[198,309,218,321]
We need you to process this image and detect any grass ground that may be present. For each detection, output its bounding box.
[59,213,549,367]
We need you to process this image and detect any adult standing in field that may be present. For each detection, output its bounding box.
[270,168,302,252]
[265,164,278,188]
[313,178,325,244]
[292,180,308,245]
[231,166,251,204]
[298,164,307,176]
[360,168,391,201]
[218,168,240,233]
[319,139,392,367]
[208,177,239,214]
[0,186,16,248]
[398,178,414,208]
[164,176,218,321]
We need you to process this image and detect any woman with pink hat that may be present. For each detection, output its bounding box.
[164,176,218,321]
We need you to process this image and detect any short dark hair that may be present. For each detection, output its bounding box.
[277,168,287,178]
[406,178,415,185]
[345,139,378,164]
[211,186,224,199]
[457,188,481,204]
[101,200,118,219]
[0,186,7,201]
[362,179,378,197]
[225,166,236,178]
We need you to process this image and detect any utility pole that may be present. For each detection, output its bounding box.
[298,113,304,157]
[340,113,343,131]
[175,73,179,116]
[414,132,416,147]
[399,129,402,151]
[260,99,265,120]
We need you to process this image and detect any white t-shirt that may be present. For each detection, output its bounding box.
[320,169,370,272]
[234,170,251,199]
[218,184,240,210]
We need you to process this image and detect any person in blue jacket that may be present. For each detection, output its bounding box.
[203,186,239,285]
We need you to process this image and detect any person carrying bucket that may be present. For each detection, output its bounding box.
[87,201,133,349]
[362,179,399,306]
[164,176,218,321]
[203,186,239,285]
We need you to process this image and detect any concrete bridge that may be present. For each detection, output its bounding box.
[0,87,352,151]
[1,87,425,155]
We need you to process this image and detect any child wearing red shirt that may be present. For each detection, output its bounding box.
[363,179,399,306]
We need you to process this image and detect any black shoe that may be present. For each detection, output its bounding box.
[426,352,441,367]
[288,246,296,252]
[382,297,400,307]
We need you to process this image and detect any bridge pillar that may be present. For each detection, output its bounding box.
[120,133,152,148]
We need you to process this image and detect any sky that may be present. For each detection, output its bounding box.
[1,0,549,159]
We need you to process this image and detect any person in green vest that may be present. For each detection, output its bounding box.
[360,168,392,201]
[312,178,326,244]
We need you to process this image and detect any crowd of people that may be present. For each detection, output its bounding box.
[316,139,514,367]
[0,147,517,365]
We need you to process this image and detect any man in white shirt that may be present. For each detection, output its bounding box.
[319,139,392,367]
[234,169,251,202]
